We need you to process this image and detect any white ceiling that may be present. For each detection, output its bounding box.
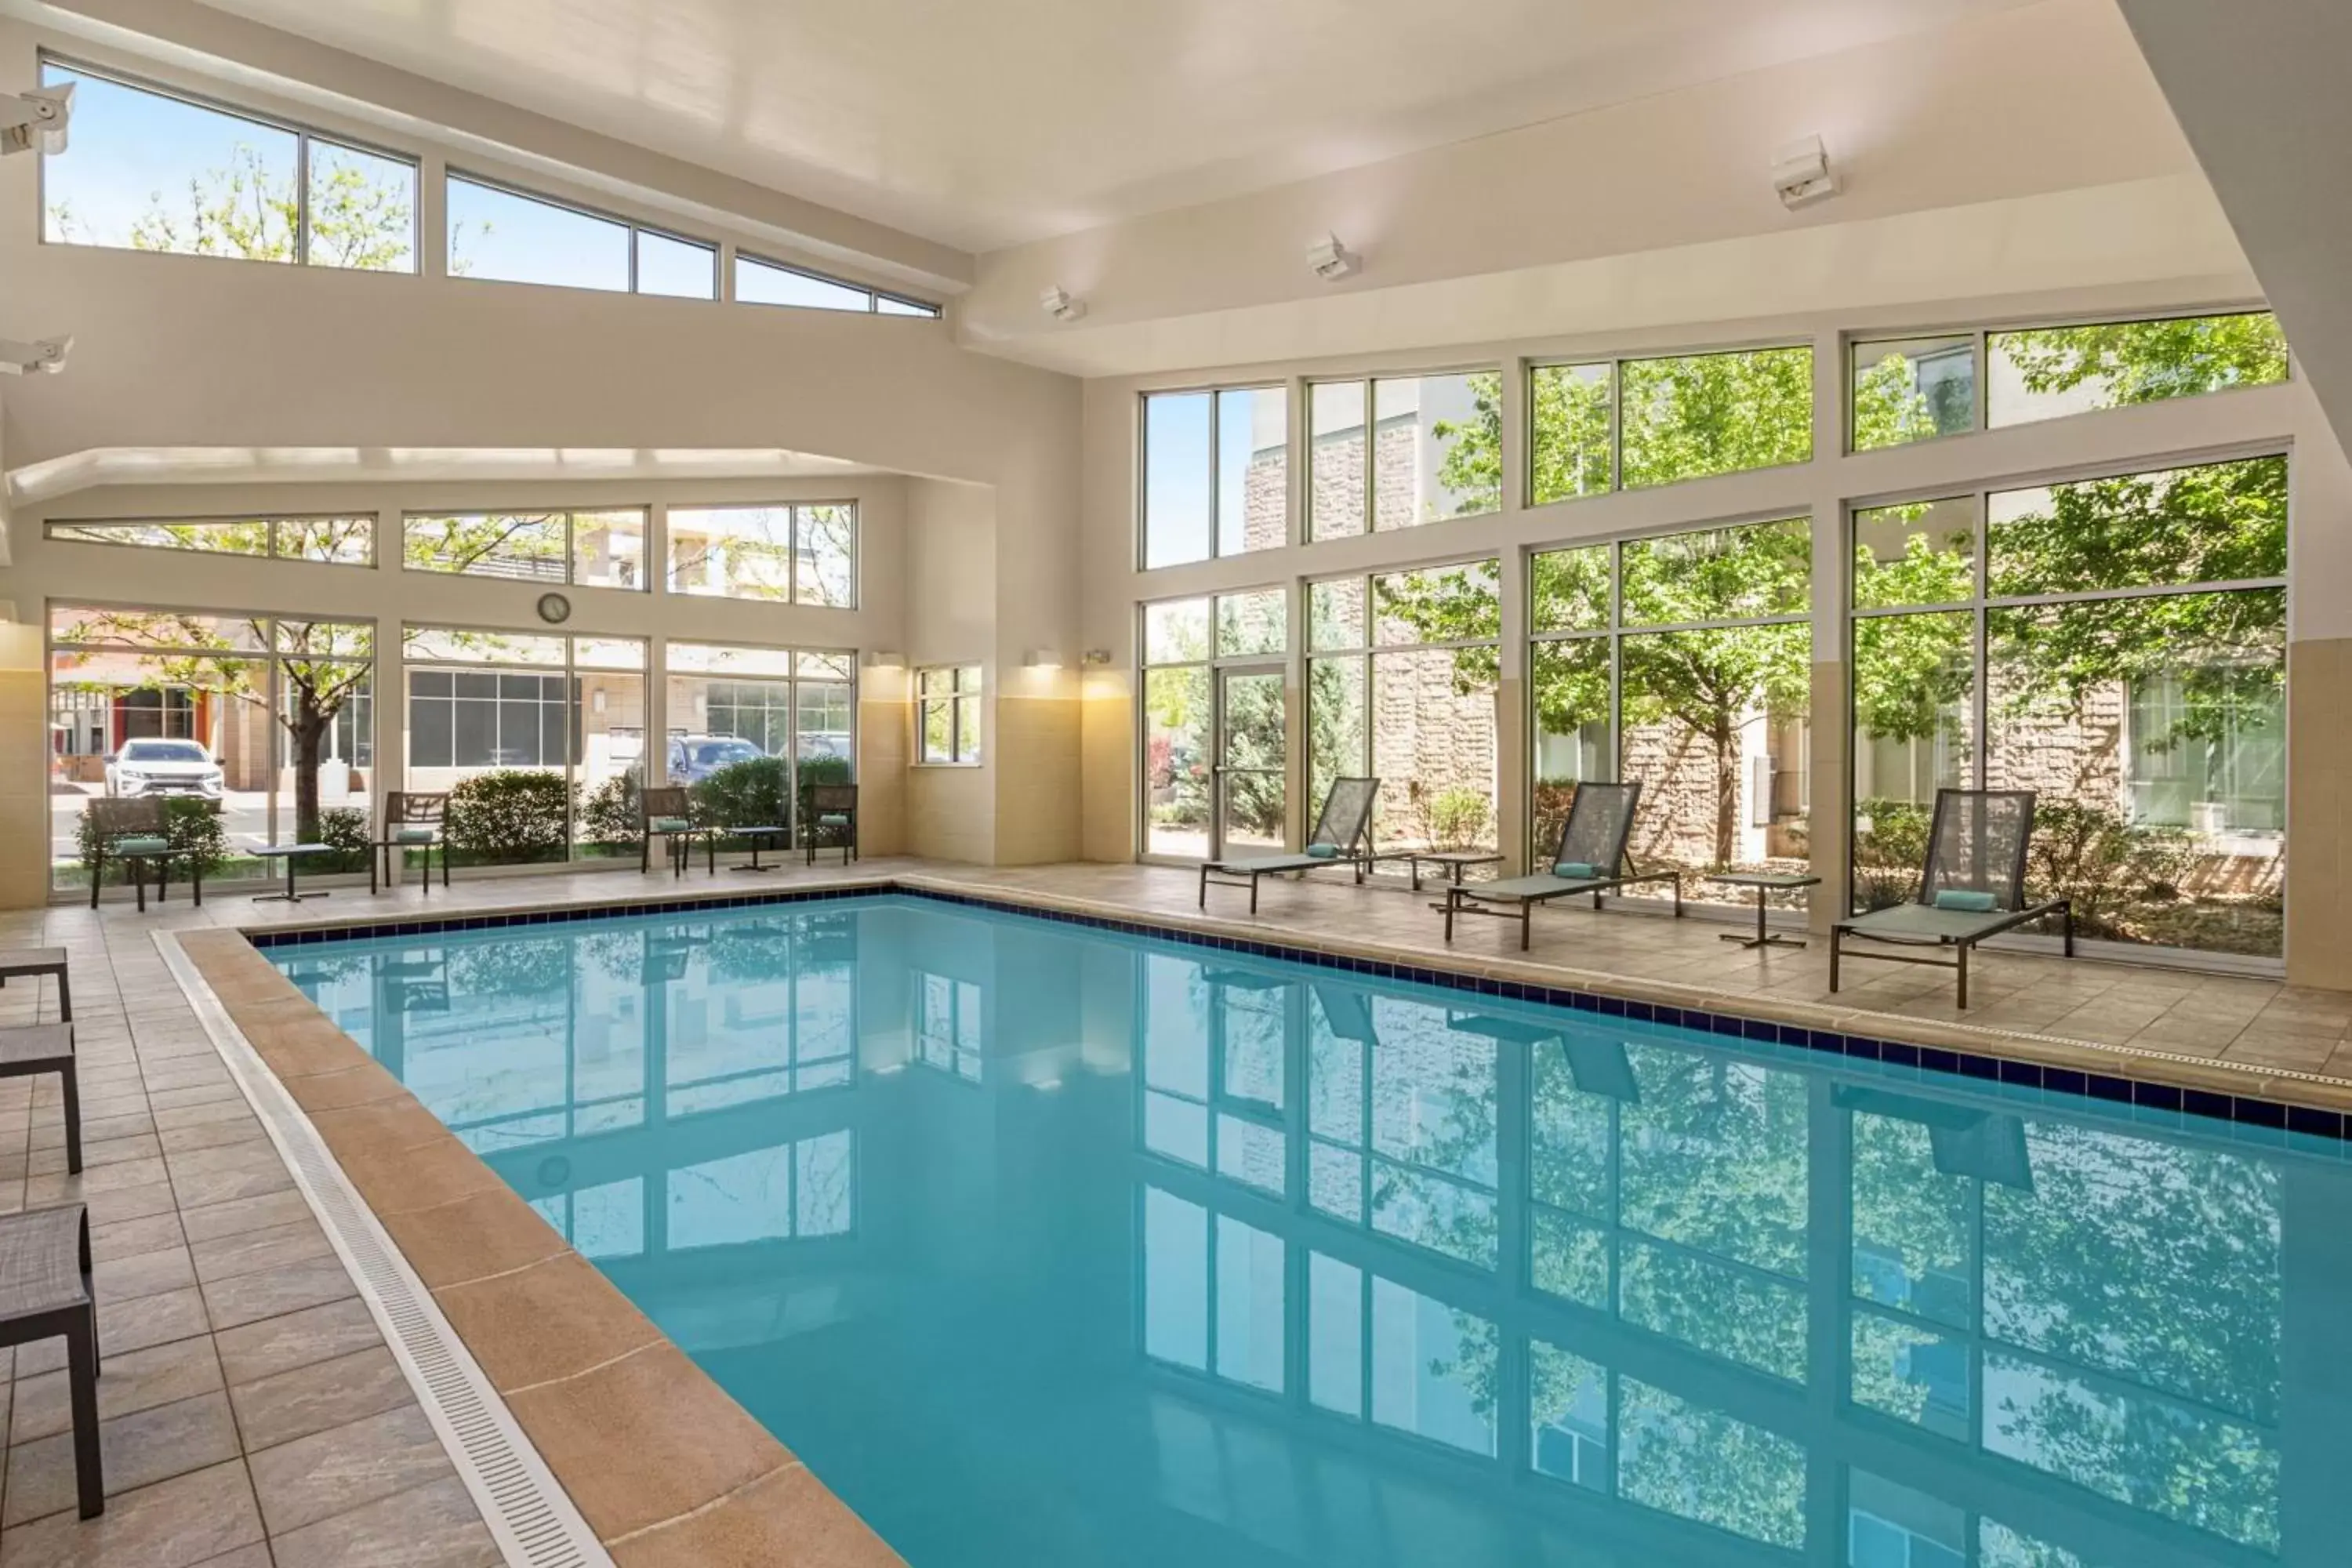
[5,446,878,504]
[191,0,2044,252]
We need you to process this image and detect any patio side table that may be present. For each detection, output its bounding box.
[731,826,790,873]
[252,842,332,904]
[1705,872,1820,950]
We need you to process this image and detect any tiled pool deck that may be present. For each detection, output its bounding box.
[2,855,2347,1566]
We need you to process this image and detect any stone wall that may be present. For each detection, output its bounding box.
[1370,649,1497,849]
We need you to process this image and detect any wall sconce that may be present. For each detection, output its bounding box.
[1081,649,1112,666]
[592,689,608,716]
[860,650,905,669]
[1023,648,1063,670]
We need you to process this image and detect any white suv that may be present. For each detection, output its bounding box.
[105,738,227,799]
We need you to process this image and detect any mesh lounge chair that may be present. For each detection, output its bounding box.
[1439,781,1681,949]
[370,792,449,895]
[638,787,713,878]
[1830,788,2071,1009]
[1198,778,1380,914]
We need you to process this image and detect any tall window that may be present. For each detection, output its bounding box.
[918,667,982,764]
[666,503,858,608]
[40,58,416,272]
[1141,387,1288,567]
[45,514,375,565]
[1138,592,1292,860]
[665,643,856,843]
[735,252,939,318]
[445,175,716,297]
[1307,372,1499,542]
[1308,559,1501,857]
[403,510,647,589]
[1530,518,1811,906]
[1852,311,2288,450]
[1530,347,1813,506]
[1851,455,2287,956]
[48,607,375,890]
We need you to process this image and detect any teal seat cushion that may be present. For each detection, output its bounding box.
[394,827,437,844]
[1304,843,1338,859]
[1933,887,1998,913]
[113,836,172,855]
[818,813,852,827]
[648,817,692,833]
[1552,861,1597,880]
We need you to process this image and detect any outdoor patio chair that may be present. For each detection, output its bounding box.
[1439,781,1682,949]
[84,797,201,913]
[370,791,450,895]
[1198,778,1381,914]
[0,1203,103,1518]
[0,1022,85,1174]
[1830,788,2071,1009]
[807,783,859,866]
[638,787,713,877]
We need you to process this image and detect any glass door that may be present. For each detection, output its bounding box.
[1215,668,1287,858]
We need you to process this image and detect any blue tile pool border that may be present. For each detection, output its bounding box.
[239,880,2350,1145]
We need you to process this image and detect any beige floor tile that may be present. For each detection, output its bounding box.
[210,1299,383,1390]
[8,1336,223,1448]
[0,1458,262,1568]
[267,1474,499,1568]
[3,1392,241,1526]
[225,1346,410,1453]
[245,1403,456,1537]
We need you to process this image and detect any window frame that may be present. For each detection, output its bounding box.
[916,664,983,766]
[38,53,421,272]
[42,514,379,568]
[1304,366,1503,543]
[1844,307,2290,455]
[1137,383,1291,568]
[733,249,940,318]
[399,508,651,591]
[1525,343,1816,513]
[445,170,720,299]
[662,500,861,608]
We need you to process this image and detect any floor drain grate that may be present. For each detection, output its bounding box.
[158,933,612,1568]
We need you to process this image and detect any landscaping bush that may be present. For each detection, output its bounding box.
[1853,797,1934,910]
[1427,786,1491,850]
[315,806,373,873]
[445,770,572,864]
[2026,800,2195,942]
[75,797,229,887]
[579,773,643,847]
[692,757,790,834]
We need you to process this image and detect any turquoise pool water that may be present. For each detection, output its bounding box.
[269,894,2343,1567]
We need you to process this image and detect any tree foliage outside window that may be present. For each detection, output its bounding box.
[45,515,375,565]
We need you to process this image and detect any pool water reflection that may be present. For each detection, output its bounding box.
[272,895,2343,1568]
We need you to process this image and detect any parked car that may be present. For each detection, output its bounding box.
[667,734,767,784]
[104,738,227,799]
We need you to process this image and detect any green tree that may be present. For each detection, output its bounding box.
[1998,313,2288,411]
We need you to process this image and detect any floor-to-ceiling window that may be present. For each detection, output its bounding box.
[48,605,375,889]
[1527,519,1811,907]
[1309,558,1501,858]
[1851,454,2287,956]
[1138,592,1292,861]
[664,642,857,844]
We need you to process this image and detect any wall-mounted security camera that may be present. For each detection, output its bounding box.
[1772,135,1839,210]
[1307,234,1360,281]
[1,84,74,156]
[0,336,72,376]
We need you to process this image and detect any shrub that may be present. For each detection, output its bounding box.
[445,771,572,864]
[1427,786,1491,850]
[579,773,642,846]
[2027,800,2194,941]
[314,806,373,874]
[1853,797,1934,910]
[76,797,228,887]
[693,757,790,833]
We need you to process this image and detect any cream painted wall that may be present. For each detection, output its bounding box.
[903,477,996,866]
[964,0,2223,372]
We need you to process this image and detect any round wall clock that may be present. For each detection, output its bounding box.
[535,591,572,625]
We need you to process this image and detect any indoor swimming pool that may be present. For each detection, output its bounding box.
[267,892,2339,1568]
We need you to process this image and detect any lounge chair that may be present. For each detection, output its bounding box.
[1439,781,1681,949]
[1830,788,2071,1009]
[1198,777,1379,914]
[370,791,449,895]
